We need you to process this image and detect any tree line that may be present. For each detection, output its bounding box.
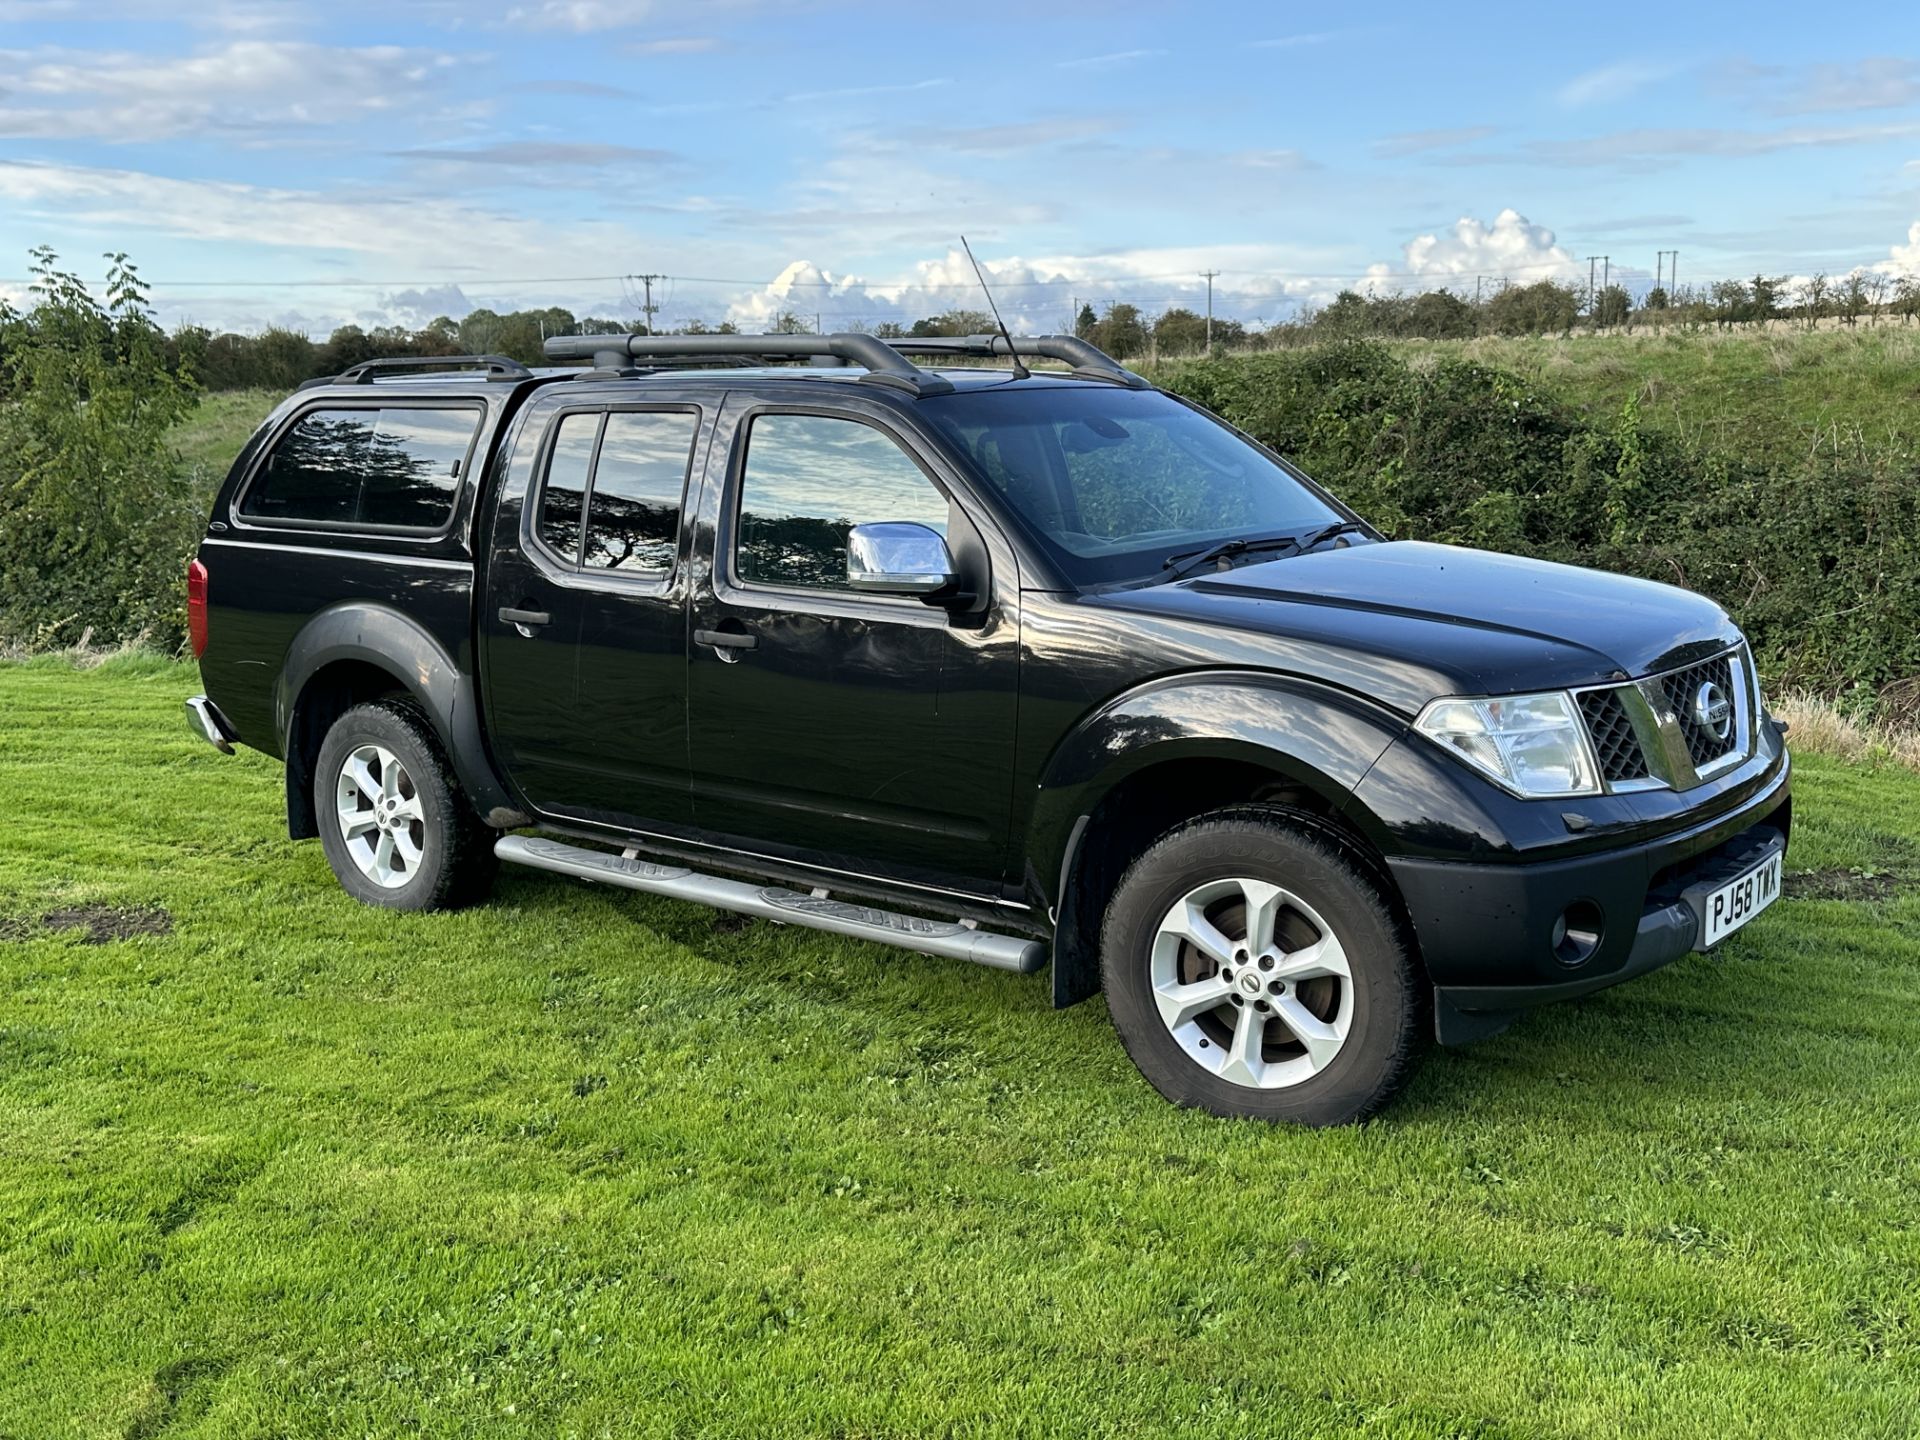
[9,257,1917,398]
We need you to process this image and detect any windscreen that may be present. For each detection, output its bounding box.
[922,386,1344,587]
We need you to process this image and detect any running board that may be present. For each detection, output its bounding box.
[494,835,1046,974]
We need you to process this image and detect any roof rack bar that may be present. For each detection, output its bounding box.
[542,332,954,396]
[335,354,534,384]
[882,334,1150,388]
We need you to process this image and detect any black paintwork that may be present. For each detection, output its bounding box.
[194,362,1790,1030]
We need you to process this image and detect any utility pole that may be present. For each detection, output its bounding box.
[1588,257,1597,322]
[1200,269,1220,349]
[630,273,662,335]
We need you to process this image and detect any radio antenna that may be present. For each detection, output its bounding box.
[960,236,1030,380]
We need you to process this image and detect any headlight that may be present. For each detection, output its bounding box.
[1415,691,1600,798]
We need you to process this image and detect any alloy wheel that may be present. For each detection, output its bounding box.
[1149,876,1354,1089]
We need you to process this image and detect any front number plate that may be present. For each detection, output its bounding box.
[1700,850,1783,949]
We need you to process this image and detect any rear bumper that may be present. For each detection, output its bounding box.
[185,694,237,755]
[1389,751,1791,1043]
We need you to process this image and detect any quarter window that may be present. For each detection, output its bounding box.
[534,413,599,562]
[243,406,479,529]
[735,414,948,591]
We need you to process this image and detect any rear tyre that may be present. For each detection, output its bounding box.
[1101,809,1425,1125]
[314,698,498,911]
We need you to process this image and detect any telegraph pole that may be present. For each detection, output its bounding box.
[630,273,662,335]
[1200,269,1220,349]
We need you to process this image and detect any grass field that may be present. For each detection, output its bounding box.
[3,660,1918,1437]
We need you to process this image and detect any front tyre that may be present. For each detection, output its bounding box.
[1101,810,1425,1125]
[314,698,497,911]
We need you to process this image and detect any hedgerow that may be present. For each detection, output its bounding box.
[0,250,199,652]
[1155,343,1919,710]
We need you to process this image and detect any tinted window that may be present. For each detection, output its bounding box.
[924,387,1341,587]
[736,414,947,591]
[583,412,696,573]
[244,406,477,529]
[534,412,599,562]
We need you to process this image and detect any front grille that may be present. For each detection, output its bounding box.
[1576,688,1650,783]
[1661,655,1739,769]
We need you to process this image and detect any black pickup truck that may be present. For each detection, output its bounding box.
[185,332,1790,1125]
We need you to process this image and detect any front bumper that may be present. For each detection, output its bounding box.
[1388,749,1791,1043]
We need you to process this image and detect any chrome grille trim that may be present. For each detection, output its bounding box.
[1572,643,1755,794]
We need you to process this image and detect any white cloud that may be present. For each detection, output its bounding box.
[0,40,461,141]
[627,36,720,55]
[502,0,657,31]
[1373,125,1496,157]
[1885,220,1920,274]
[1557,60,1672,107]
[1368,209,1579,284]
[1055,49,1163,70]
[1250,32,1345,50]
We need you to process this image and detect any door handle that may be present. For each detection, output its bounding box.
[498,606,552,628]
[695,628,757,651]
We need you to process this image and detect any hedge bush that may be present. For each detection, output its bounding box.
[0,250,199,652]
[1153,343,1919,710]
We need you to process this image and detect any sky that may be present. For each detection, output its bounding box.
[1,0,1917,337]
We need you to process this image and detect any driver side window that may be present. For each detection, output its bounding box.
[734,413,949,591]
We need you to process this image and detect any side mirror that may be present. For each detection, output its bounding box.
[845,521,958,597]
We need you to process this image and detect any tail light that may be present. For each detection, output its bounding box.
[187,557,210,659]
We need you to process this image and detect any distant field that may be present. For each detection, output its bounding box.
[173,389,275,495]
[3,660,1920,1437]
[1390,325,1920,471]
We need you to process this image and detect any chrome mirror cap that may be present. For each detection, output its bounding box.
[845,521,957,595]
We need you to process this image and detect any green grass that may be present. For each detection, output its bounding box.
[5,663,1919,1438]
[172,390,277,495]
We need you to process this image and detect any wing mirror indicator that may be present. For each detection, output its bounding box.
[845,521,963,601]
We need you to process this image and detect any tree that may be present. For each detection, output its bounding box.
[1087,302,1149,359]
[1644,286,1670,311]
[1838,271,1869,327]
[0,248,200,648]
[1482,279,1579,336]
[1708,279,1748,330]
[908,309,992,338]
[1863,271,1892,325]
[1748,275,1785,327]
[1896,273,1920,325]
[1796,273,1830,331]
[1594,284,1631,329]
[1074,303,1097,339]
[1408,289,1476,339]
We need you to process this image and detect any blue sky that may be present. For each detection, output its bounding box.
[1,0,1916,335]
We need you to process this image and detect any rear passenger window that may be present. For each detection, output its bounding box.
[531,409,698,573]
[243,406,478,530]
[583,413,697,572]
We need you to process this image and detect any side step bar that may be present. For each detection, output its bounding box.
[495,835,1046,974]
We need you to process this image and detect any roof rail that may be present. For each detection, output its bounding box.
[334,354,535,385]
[883,335,1150,388]
[542,332,955,397]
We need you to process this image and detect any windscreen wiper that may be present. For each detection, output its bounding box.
[1158,521,1370,585]
[1289,520,1369,552]
[1158,534,1300,585]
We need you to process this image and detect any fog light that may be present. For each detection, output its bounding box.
[1552,901,1604,967]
